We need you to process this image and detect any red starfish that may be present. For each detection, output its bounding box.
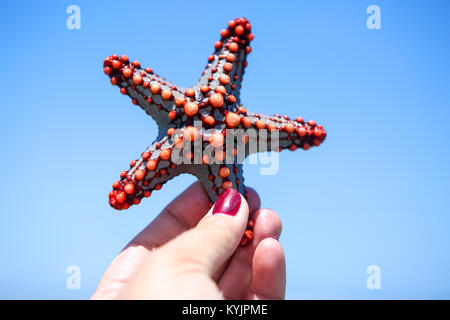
[103,17,326,245]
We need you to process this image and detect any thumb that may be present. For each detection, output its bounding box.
[164,188,249,276]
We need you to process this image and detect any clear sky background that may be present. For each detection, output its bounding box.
[1,0,449,299]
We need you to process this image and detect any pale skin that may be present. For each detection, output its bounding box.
[92,182,286,299]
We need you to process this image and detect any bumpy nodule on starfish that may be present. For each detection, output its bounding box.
[103,17,326,245]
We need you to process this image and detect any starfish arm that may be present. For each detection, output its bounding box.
[103,54,186,128]
[239,110,327,155]
[197,163,246,203]
[195,17,254,108]
[197,163,253,246]
[108,135,182,210]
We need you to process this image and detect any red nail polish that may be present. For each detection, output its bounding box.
[212,188,241,216]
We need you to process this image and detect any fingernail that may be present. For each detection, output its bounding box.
[212,188,241,216]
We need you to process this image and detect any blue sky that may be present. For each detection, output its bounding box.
[1,0,449,299]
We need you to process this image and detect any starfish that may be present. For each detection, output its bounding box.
[103,17,326,245]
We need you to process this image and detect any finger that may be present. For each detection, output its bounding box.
[163,188,249,276]
[212,187,261,281]
[248,237,286,300]
[129,186,260,284]
[218,208,282,299]
[132,185,260,249]
[131,181,210,249]
[93,184,259,299]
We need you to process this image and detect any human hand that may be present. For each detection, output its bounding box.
[92,182,285,299]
